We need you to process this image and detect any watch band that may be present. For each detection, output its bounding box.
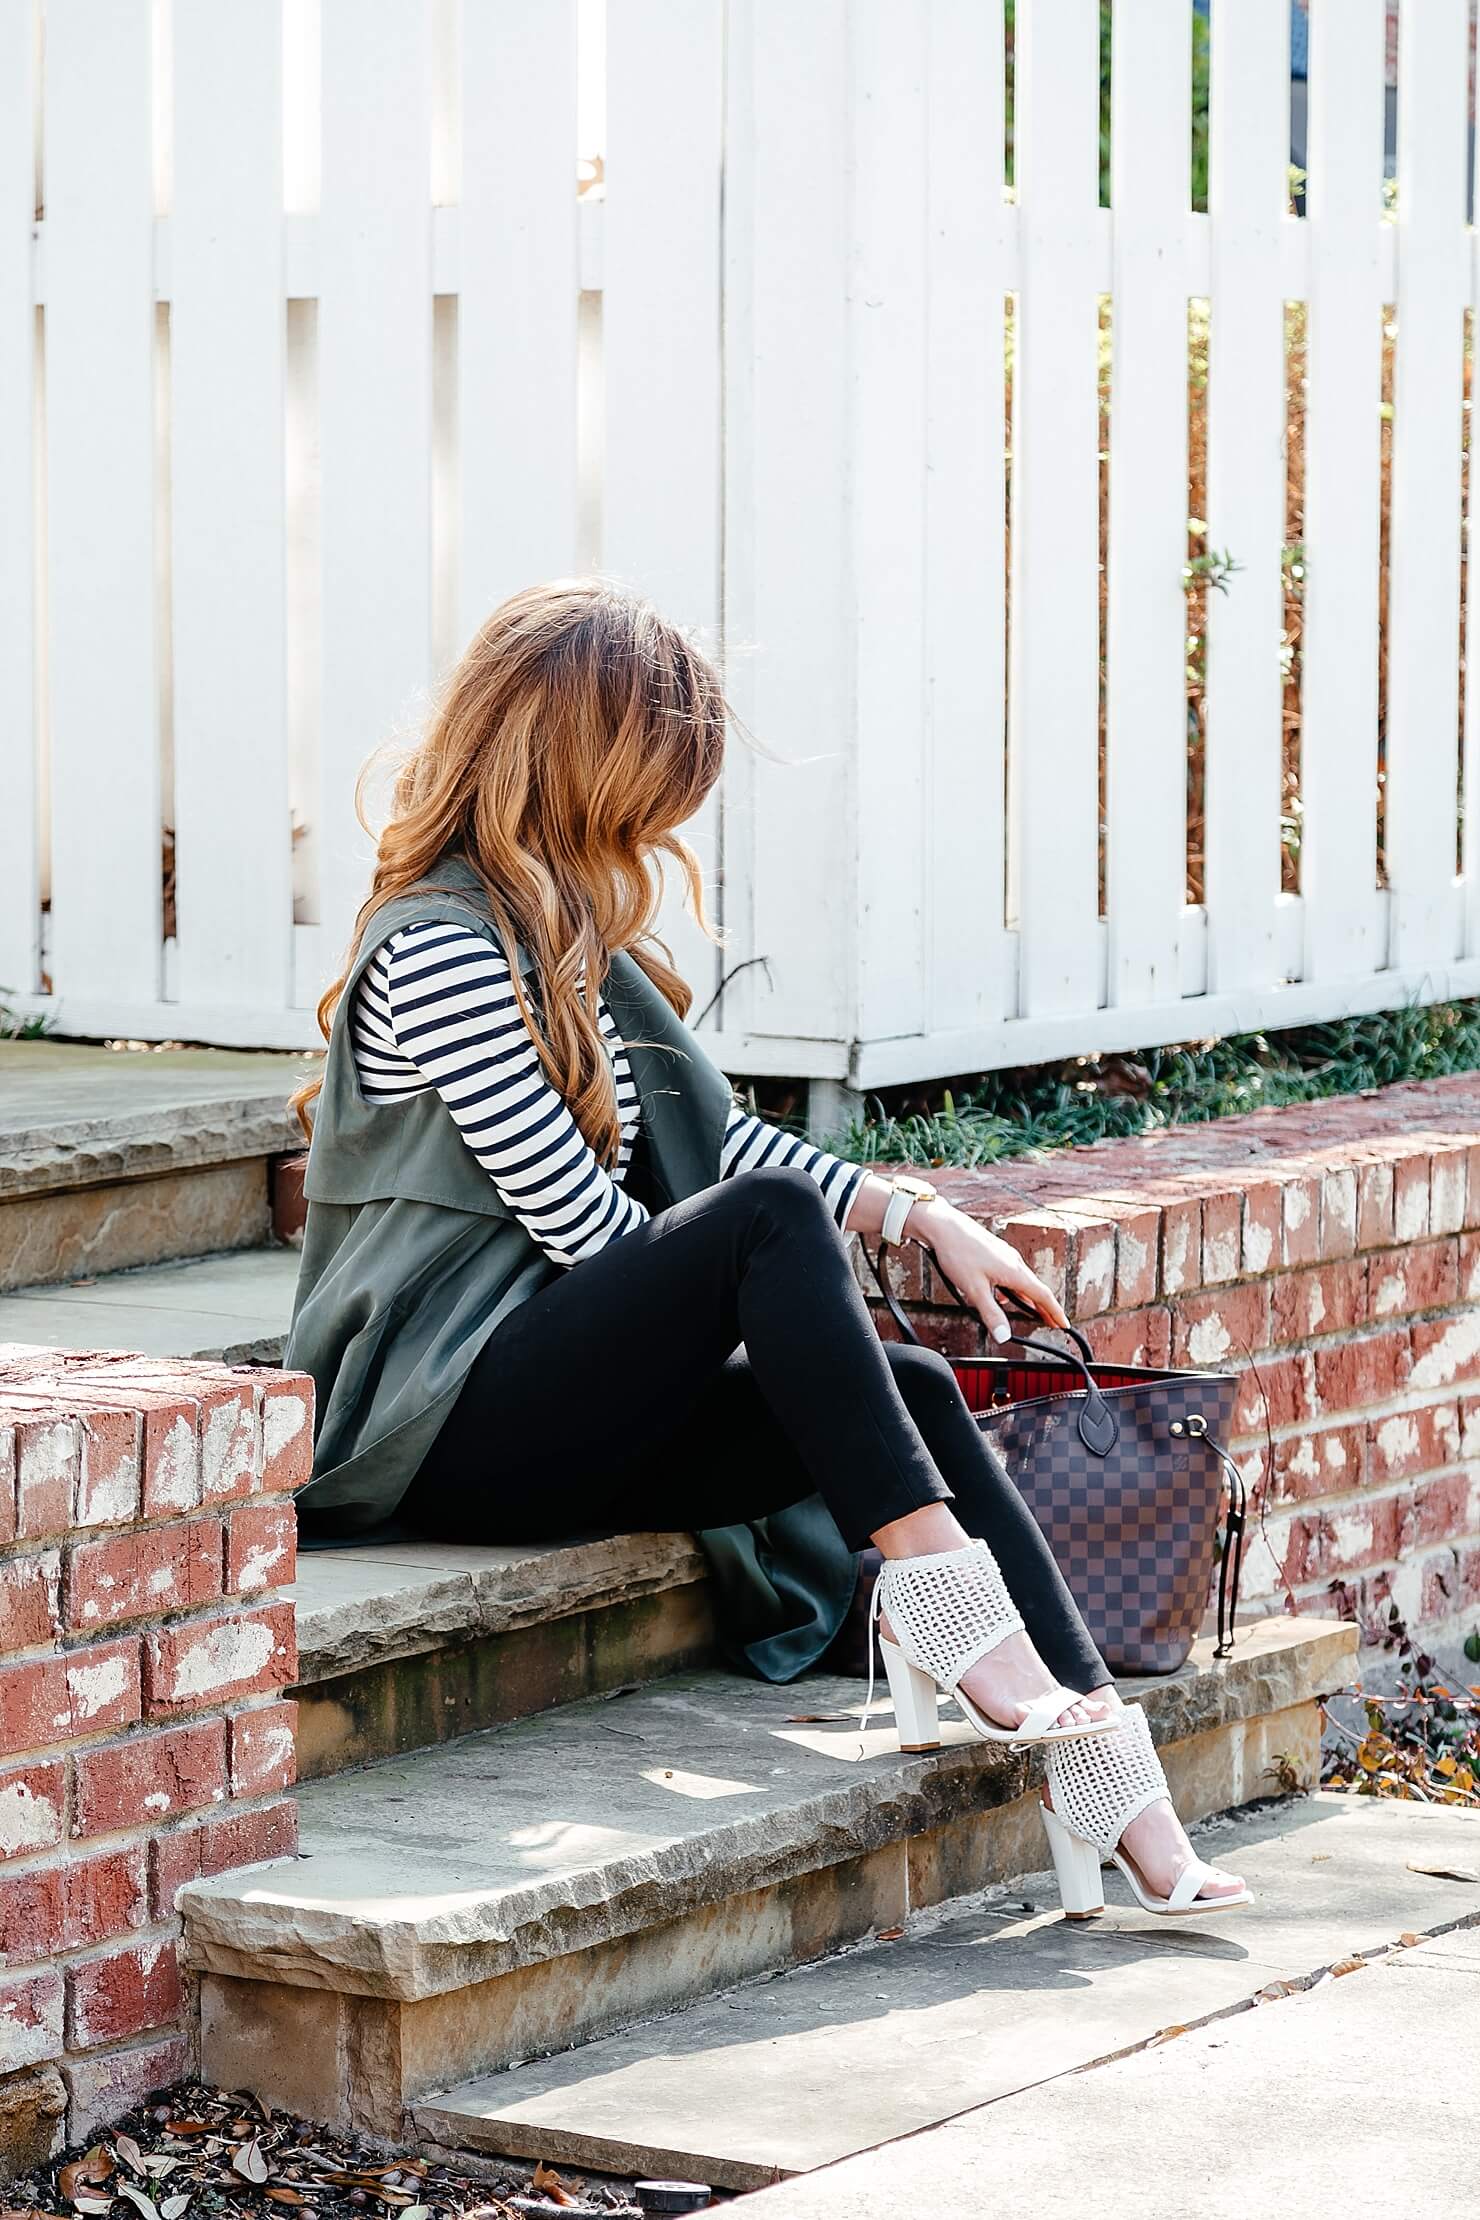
[881,1185,917,1246]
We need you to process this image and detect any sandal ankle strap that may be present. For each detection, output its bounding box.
[1045,1701,1168,1851]
[874,1538,1025,1694]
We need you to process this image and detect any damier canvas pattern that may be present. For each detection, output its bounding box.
[973,1370,1240,1674]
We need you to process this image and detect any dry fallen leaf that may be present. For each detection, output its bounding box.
[159,2199,190,2220]
[1398,1930,1422,1948]
[876,1926,905,1941]
[115,2141,146,2180]
[784,1712,853,1724]
[1149,2024,1187,2045]
[1407,1860,1479,1883]
[530,2162,580,2207]
[1330,1956,1365,1977]
[116,2181,162,2220]
[232,2142,270,2187]
[61,2148,116,2207]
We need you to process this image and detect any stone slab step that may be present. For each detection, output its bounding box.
[732,1864,1480,2220]
[291,1536,714,1779]
[0,1244,299,1362]
[415,1792,1480,2190]
[180,1614,1355,2137]
[0,1038,307,1287]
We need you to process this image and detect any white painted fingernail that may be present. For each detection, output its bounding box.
[993,1322,1011,1343]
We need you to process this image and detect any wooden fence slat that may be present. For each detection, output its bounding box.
[1301,0,1386,983]
[923,0,1010,1038]
[458,0,579,644]
[171,0,291,1011]
[44,0,160,1006]
[604,0,724,1006]
[1202,0,1289,994]
[1008,0,1102,1020]
[1386,0,1470,967]
[1104,0,1191,1009]
[852,0,929,1043]
[0,0,38,998]
[720,0,851,1049]
[318,0,434,968]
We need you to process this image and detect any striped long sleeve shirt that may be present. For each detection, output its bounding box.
[350,920,866,1267]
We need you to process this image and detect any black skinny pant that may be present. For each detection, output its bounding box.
[404,1166,1110,1695]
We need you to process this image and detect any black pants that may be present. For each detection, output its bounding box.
[404,1166,1110,1695]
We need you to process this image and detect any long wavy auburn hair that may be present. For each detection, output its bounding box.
[291,579,727,1161]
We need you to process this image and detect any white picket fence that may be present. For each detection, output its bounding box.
[5,0,1480,1101]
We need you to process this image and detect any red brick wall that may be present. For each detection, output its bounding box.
[867,1076,1480,1669]
[0,1350,308,2148]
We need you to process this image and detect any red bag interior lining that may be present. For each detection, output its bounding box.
[948,1358,1149,1414]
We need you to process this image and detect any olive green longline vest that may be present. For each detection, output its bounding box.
[284,852,861,1682]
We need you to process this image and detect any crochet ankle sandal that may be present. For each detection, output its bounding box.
[863,1541,1120,1754]
[1040,1702,1253,1918]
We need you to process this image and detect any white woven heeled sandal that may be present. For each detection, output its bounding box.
[864,1541,1121,1753]
[1041,1702,1253,1918]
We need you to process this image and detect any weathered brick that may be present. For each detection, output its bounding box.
[0,1659,72,1760]
[0,1847,147,1965]
[1393,1152,1432,1244]
[997,1215,1071,1309]
[1170,1283,1271,1370]
[1319,1165,1358,1259]
[141,1396,203,1517]
[1464,1142,1480,1229]
[149,1799,297,1917]
[1429,1143,1469,1235]
[1200,1191,1242,1284]
[1312,1325,1413,1415]
[228,1701,298,1799]
[1082,1305,1172,1368]
[143,1602,295,1720]
[1268,1257,1368,1345]
[198,1385,259,1506]
[74,1409,142,1529]
[1367,1400,1462,1483]
[0,1550,62,1651]
[0,1423,16,1548]
[1356,1158,1396,1250]
[65,1517,223,1633]
[1410,1311,1480,1393]
[256,1377,313,1495]
[67,1937,181,2048]
[0,1967,64,2073]
[1280,1173,1322,1267]
[62,2032,192,2145]
[67,1638,144,1739]
[1068,1216,1119,1321]
[1232,1350,1317,1436]
[72,1717,228,1837]
[225,1502,295,1596]
[1401,1471,1478,1551]
[1369,1238,1461,1320]
[1159,1197,1201,1297]
[14,1418,80,1540]
[1239,1181,1284,1276]
[0,1758,66,1862]
[1458,1229,1480,1302]
[1266,1423,1366,1504]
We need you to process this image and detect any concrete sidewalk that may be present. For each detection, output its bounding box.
[739,1922,1478,2219]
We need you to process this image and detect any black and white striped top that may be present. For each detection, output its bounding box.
[350,921,865,1268]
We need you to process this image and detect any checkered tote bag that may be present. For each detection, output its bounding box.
[871,1250,1247,1674]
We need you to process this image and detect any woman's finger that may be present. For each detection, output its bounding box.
[995,1256,1068,1332]
[972,1279,1013,1345]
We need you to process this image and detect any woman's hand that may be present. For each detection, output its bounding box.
[909,1196,1069,1343]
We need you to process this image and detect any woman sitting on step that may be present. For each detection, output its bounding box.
[286,579,1248,1923]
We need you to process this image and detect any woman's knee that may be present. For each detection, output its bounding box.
[884,1339,968,1421]
[744,1162,840,1235]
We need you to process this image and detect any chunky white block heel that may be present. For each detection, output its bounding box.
[1041,1703,1253,1919]
[878,1635,941,1753]
[863,1541,1121,1755]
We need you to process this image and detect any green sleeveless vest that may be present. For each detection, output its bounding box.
[285,853,859,1680]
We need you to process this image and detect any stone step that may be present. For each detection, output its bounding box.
[415,1792,1480,2192]
[0,1038,306,1290]
[0,1243,299,1362]
[291,1534,715,1779]
[179,1614,1355,2140]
